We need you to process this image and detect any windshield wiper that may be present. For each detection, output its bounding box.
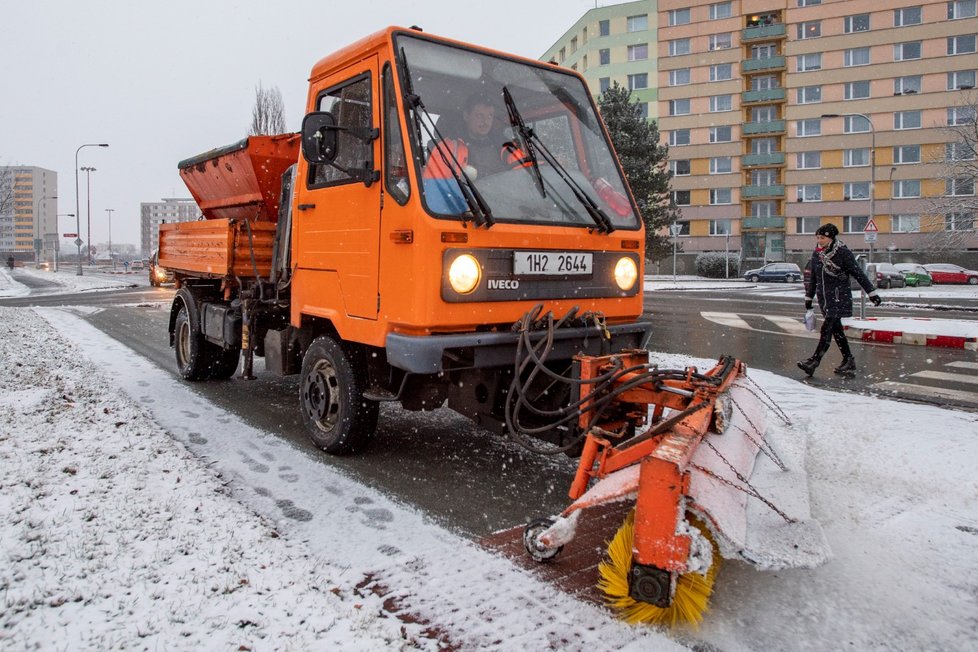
[397,49,493,227]
[502,87,546,199]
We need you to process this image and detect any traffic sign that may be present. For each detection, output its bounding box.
[74,238,84,247]
[864,218,879,233]
[63,233,78,238]
[864,232,877,243]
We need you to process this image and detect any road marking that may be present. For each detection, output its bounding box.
[701,311,753,329]
[763,315,810,334]
[946,361,978,370]
[908,370,978,386]
[871,381,978,404]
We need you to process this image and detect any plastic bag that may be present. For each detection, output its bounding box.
[803,309,816,332]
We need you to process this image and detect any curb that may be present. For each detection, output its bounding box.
[844,319,978,351]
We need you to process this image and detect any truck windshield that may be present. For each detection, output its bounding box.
[395,34,639,230]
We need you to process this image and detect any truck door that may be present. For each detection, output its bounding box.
[298,57,381,320]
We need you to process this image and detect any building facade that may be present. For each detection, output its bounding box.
[0,166,59,263]
[542,1,660,119]
[658,0,978,266]
[140,198,199,255]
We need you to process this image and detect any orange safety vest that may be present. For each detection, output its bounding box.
[423,138,531,179]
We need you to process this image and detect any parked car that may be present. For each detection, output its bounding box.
[148,249,173,287]
[893,263,932,287]
[872,263,907,289]
[923,263,978,285]
[129,260,144,271]
[743,262,802,283]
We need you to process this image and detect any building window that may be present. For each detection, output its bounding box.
[947,141,976,160]
[797,21,821,39]
[637,102,649,119]
[667,9,688,26]
[669,99,691,116]
[798,0,822,6]
[559,47,566,63]
[710,2,733,20]
[672,190,691,205]
[669,68,691,86]
[894,75,921,95]
[752,137,777,154]
[752,200,777,217]
[796,216,821,234]
[844,115,871,133]
[895,6,922,26]
[797,151,821,169]
[948,35,977,55]
[797,118,821,137]
[709,33,733,50]
[892,214,920,232]
[844,182,870,200]
[628,44,649,61]
[893,179,921,198]
[751,75,780,90]
[670,129,691,146]
[669,38,691,56]
[843,216,869,233]
[710,94,733,112]
[797,184,822,202]
[946,212,975,230]
[844,148,871,167]
[599,48,610,65]
[894,144,921,164]
[844,81,871,100]
[844,47,871,67]
[894,41,922,61]
[948,70,976,90]
[628,73,648,90]
[947,177,975,195]
[710,63,733,81]
[894,111,922,130]
[599,77,611,93]
[710,219,733,235]
[844,14,870,33]
[599,19,610,37]
[710,188,733,205]
[751,44,778,59]
[948,106,977,125]
[670,159,691,175]
[571,37,578,53]
[797,53,822,72]
[797,85,822,104]
[949,0,978,20]
[710,125,733,142]
[751,106,777,122]
[710,157,733,174]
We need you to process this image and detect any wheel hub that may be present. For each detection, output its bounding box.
[628,562,673,608]
[302,361,340,429]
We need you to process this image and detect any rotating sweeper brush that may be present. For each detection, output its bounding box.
[508,338,831,627]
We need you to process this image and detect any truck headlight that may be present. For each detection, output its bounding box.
[614,256,638,291]
[448,254,481,294]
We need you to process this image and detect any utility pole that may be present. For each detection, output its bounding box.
[81,166,96,265]
[105,208,114,268]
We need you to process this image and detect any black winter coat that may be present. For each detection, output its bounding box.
[805,240,877,318]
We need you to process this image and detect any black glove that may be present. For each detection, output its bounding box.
[871,295,882,307]
[805,299,813,310]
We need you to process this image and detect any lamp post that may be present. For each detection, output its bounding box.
[669,222,682,282]
[105,208,114,268]
[34,195,56,265]
[821,112,875,262]
[74,143,108,275]
[55,213,74,272]
[80,166,96,265]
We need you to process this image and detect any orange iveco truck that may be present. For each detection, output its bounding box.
[160,26,651,454]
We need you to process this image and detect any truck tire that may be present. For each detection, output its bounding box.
[174,301,211,381]
[208,347,240,380]
[300,336,378,454]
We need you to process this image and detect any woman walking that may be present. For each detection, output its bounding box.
[798,223,881,376]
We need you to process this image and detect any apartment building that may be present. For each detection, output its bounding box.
[0,166,58,262]
[140,198,198,255]
[658,0,978,265]
[542,1,659,118]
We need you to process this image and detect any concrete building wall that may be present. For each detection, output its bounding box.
[0,166,58,262]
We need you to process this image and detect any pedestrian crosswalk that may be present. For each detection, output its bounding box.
[871,363,978,409]
[701,311,816,337]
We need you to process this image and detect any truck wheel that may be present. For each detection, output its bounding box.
[208,347,240,380]
[300,336,378,454]
[174,302,211,381]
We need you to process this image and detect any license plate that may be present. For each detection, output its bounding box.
[513,251,592,276]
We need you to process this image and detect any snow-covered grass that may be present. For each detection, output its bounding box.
[0,266,134,297]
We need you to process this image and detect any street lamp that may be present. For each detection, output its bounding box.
[34,194,56,265]
[669,222,683,282]
[80,166,96,265]
[74,143,108,275]
[105,208,114,268]
[821,112,875,262]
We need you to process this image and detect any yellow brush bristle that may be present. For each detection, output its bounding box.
[597,511,719,628]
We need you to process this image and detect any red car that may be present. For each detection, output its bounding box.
[922,263,978,285]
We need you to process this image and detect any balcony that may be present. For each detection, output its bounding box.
[742,120,785,135]
[742,55,786,72]
[742,152,785,167]
[742,216,786,230]
[742,88,785,104]
[743,23,786,41]
[742,185,785,198]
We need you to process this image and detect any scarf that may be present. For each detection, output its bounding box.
[817,238,845,277]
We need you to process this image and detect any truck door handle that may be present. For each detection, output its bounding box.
[298,203,316,211]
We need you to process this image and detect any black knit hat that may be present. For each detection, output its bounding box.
[816,223,839,239]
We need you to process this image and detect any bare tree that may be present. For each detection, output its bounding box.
[0,166,12,217]
[249,83,287,136]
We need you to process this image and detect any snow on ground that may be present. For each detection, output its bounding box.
[2,280,978,650]
[0,266,134,297]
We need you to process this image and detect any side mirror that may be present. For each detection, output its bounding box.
[301,112,339,164]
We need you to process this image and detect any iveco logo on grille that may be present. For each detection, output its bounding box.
[488,279,520,290]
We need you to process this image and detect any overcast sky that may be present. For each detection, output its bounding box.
[1,0,612,249]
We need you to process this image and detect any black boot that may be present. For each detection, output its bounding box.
[797,355,821,376]
[834,356,856,375]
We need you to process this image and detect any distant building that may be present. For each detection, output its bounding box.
[0,166,58,263]
[541,1,659,119]
[141,198,199,255]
